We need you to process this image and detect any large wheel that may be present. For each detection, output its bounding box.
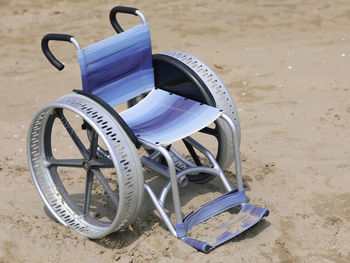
[27,94,144,238]
[149,51,241,183]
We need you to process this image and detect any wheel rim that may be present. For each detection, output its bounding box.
[27,94,143,238]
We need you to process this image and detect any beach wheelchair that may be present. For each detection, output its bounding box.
[27,6,268,252]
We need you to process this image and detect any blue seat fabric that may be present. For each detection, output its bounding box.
[77,24,154,107]
[120,89,222,145]
[77,23,222,145]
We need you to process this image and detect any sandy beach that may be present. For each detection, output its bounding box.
[0,0,349,262]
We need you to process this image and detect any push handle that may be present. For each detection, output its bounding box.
[41,33,76,71]
[109,6,146,33]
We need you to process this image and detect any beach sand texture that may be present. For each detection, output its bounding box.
[0,0,349,262]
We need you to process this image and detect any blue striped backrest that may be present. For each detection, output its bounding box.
[77,24,154,107]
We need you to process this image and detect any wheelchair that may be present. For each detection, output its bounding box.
[27,6,268,253]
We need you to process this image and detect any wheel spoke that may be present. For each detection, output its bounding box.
[55,109,89,158]
[47,158,84,168]
[90,159,114,168]
[83,170,94,215]
[182,139,202,166]
[92,169,119,209]
[49,167,83,214]
[89,130,98,160]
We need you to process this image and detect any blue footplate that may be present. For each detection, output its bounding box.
[176,190,269,253]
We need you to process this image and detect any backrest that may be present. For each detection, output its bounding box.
[77,23,154,107]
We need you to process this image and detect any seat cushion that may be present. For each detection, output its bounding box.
[120,89,222,145]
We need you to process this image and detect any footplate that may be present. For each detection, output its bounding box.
[176,190,269,253]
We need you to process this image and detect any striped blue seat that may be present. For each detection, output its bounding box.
[120,89,222,145]
[77,24,154,107]
[77,24,221,145]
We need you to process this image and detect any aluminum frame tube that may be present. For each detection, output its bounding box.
[141,156,188,187]
[183,137,233,192]
[159,166,220,206]
[220,113,244,191]
[139,139,183,225]
[144,183,177,237]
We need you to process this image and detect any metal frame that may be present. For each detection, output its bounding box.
[139,113,243,238]
[69,10,146,55]
[135,10,147,25]
[70,37,81,50]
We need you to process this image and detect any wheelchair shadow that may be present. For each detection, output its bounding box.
[92,216,161,249]
[231,219,271,242]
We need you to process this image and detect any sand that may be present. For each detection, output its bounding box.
[0,0,350,262]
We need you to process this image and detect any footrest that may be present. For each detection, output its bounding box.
[176,189,269,253]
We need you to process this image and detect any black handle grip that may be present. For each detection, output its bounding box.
[109,6,138,33]
[41,33,73,71]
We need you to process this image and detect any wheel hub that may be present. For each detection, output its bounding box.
[83,162,91,171]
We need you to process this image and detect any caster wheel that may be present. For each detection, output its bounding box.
[27,94,144,238]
